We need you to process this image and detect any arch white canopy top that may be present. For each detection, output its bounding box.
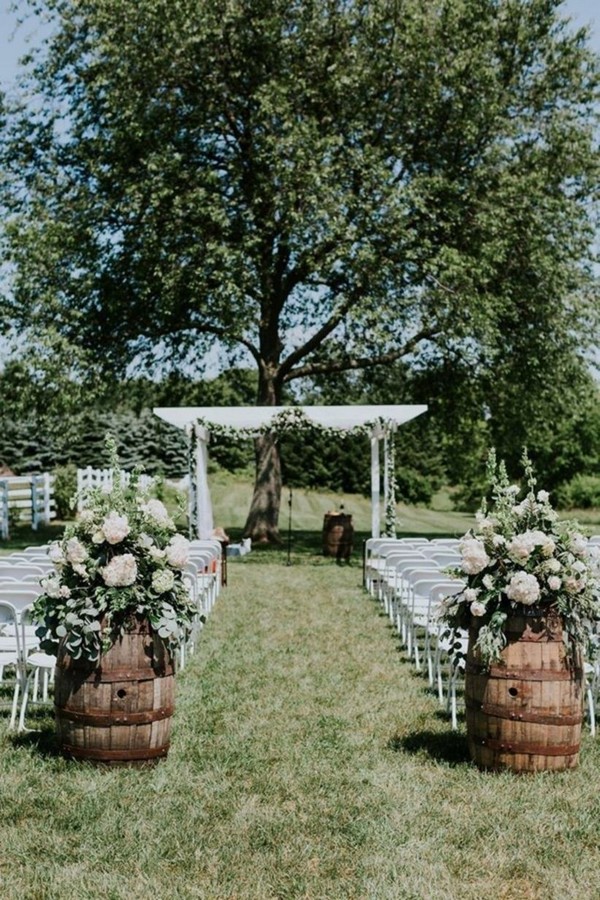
[154,404,427,431]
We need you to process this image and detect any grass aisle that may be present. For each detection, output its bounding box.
[2,558,600,899]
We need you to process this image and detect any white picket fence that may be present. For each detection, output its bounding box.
[0,473,55,539]
[76,467,155,511]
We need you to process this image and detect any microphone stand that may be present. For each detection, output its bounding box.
[286,487,293,566]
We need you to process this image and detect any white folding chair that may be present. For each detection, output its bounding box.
[406,575,462,672]
[0,600,24,730]
[392,562,441,647]
[18,604,56,731]
[378,549,428,618]
[423,580,466,688]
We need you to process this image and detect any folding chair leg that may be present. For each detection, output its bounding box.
[587,682,596,737]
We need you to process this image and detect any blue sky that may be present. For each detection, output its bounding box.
[0,0,598,90]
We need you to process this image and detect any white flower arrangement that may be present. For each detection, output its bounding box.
[440,450,600,668]
[34,444,196,664]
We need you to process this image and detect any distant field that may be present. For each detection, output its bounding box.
[209,470,600,536]
[1,471,600,556]
[209,470,475,536]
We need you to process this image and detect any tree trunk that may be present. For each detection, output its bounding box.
[243,431,283,543]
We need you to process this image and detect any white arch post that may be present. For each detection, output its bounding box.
[187,423,214,539]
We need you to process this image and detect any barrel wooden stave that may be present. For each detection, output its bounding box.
[465,610,583,773]
[55,618,174,766]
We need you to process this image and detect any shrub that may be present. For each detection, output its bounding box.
[52,464,78,519]
[394,467,436,506]
[555,474,600,510]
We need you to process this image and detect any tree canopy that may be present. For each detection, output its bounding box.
[1,0,598,539]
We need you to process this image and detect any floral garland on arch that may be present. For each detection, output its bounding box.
[440,450,600,669]
[194,407,384,444]
[383,428,398,538]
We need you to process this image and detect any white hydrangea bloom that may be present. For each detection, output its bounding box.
[508,530,555,562]
[570,533,588,557]
[65,537,88,565]
[101,511,130,545]
[102,554,138,587]
[506,572,541,605]
[41,575,62,598]
[152,569,175,593]
[48,542,66,566]
[140,499,174,529]
[165,534,190,569]
[460,538,490,575]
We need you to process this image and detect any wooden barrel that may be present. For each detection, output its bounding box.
[465,608,583,773]
[322,512,354,561]
[54,617,174,766]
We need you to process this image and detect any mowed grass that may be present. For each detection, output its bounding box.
[2,553,600,898]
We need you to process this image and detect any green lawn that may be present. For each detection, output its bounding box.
[1,551,600,898]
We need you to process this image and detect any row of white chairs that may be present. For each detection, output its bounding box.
[0,548,56,731]
[364,537,467,728]
[179,539,224,667]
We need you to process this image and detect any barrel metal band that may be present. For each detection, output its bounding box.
[62,668,175,684]
[501,631,562,643]
[61,743,170,761]
[478,737,580,757]
[56,705,174,726]
[465,699,582,726]
[466,664,579,681]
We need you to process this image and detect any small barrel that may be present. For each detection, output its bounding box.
[322,512,354,561]
[54,617,174,766]
[465,608,583,773]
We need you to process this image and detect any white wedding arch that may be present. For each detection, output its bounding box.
[153,405,427,539]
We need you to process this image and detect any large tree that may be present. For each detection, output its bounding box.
[1,0,598,540]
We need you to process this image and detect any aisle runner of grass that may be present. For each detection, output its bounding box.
[1,559,600,898]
